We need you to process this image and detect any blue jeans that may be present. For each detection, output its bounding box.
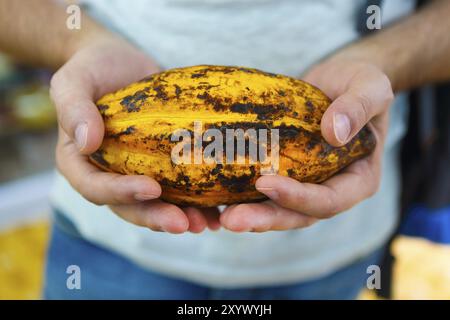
[44,218,384,300]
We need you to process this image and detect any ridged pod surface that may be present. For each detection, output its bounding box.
[90,65,376,207]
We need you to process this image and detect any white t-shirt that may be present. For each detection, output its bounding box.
[50,0,415,287]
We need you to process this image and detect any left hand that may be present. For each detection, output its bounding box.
[220,59,394,232]
[51,35,221,234]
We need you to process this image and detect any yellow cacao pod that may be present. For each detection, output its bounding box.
[90,65,375,207]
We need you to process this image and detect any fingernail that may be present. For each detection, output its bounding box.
[74,122,88,150]
[333,113,351,144]
[134,193,159,201]
[256,187,279,200]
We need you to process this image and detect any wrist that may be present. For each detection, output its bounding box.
[62,24,116,63]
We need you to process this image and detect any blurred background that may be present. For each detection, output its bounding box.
[0,51,449,300]
[0,52,55,299]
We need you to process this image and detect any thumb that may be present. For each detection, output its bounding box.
[50,70,104,154]
[320,71,393,147]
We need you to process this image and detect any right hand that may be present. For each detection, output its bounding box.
[51,34,221,233]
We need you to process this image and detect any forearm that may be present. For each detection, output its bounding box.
[0,0,111,69]
[332,0,450,92]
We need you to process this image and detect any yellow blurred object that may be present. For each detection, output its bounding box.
[392,236,450,300]
[0,221,49,300]
[358,289,382,300]
[359,236,450,300]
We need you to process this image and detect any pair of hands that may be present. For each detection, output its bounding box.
[51,36,394,234]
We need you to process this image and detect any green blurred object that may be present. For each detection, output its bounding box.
[8,84,56,131]
[0,52,56,134]
[0,53,26,90]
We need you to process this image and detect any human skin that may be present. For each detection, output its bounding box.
[0,0,449,233]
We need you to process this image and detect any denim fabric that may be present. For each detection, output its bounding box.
[44,221,384,300]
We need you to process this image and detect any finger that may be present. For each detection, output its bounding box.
[321,68,393,146]
[255,157,381,219]
[303,64,349,100]
[202,207,221,231]
[183,207,208,233]
[50,70,104,154]
[220,201,317,232]
[56,130,161,205]
[110,201,189,234]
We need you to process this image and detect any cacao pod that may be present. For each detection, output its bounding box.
[90,65,376,207]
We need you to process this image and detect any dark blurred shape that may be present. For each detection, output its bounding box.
[0,54,56,134]
[400,84,450,243]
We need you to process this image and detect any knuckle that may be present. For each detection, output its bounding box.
[54,142,75,180]
[320,211,336,219]
[354,92,372,124]
[305,218,318,227]
[109,205,135,223]
[288,186,306,206]
[384,88,395,106]
[108,175,129,203]
[366,178,381,198]
[55,149,64,173]
[295,217,317,229]
[75,181,90,200]
[49,71,62,92]
[322,191,343,218]
[380,72,392,88]
[323,207,339,219]
[82,194,103,206]
[57,108,71,129]
[379,74,394,106]
[142,213,162,231]
[108,205,120,216]
[363,165,381,198]
[49,71,69,102]
[72,178,102,206]
[76,174,102,206]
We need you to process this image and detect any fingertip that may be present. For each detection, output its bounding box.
[184,207,208,233]
[220,206,243,232]
[159,210,189,234]
[306,217,319,227]
[255,187,279,202]
[138,176,162,197]
[255,175,271,188]
[134,192,160,202]
[256,175,300,202]
[207,220,221,231]
[255,174,282,190]
[255,176,281,201]
[201,207,221,231]
[218,205,231,229]
[221,204,263,232]
[114,175,161,202]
